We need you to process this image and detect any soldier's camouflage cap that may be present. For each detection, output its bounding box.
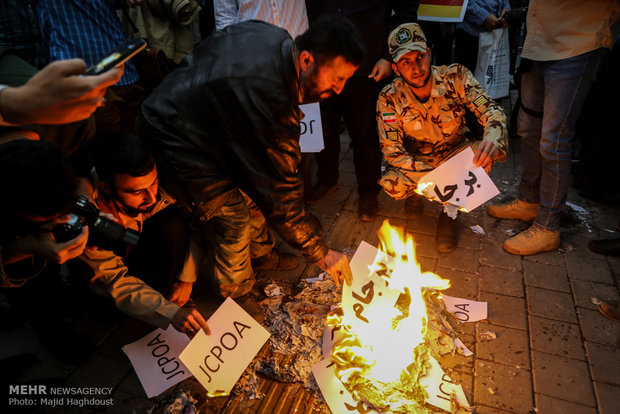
[388,23,428,63]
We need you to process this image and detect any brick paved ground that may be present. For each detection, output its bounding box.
[1,100,619,414]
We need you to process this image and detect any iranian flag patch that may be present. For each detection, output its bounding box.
[382,112,396,123]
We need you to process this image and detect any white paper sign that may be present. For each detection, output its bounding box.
[312,358,380,414]
[343,241,402,333]
[299,103,324,153]
[418,147,499,212]
[442,294,488,322]
[179,297,270,396]
[419,356,470,410]
[453,337,474,356]
[122,325,192,398]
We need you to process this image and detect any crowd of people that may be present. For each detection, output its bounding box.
[1,0,619,373]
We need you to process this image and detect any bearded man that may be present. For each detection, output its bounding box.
[137,16,362,305]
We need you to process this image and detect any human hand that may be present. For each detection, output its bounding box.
[482,14,500,31]
[0,59,123,125]
[32,217,90,264]
[171,306,211,336]
[473,140,500,169]
[368,59,393,82]
[317,249,352,286]
[167,281,193,307]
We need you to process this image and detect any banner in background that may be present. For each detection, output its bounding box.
[418,0,469,22]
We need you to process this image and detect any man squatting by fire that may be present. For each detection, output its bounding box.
[136,15,363,333]
[377,23,508,253]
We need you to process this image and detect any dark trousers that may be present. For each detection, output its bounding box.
[125,205,190,294]
[454,28,479,73]
[315,75,382,198]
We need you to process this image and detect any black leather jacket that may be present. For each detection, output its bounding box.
[139,21,328,262]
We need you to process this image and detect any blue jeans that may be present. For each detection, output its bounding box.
[517,49,603,230]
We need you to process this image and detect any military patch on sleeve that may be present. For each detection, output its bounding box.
[386,131,398,140]
[473,95,489,108]
[382,112,397,123]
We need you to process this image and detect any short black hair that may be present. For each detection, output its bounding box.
[294,14,365,67]
[0,140,78,219]
[93,133,155,185]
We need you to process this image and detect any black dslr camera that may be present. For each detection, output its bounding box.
[53,195,140,256]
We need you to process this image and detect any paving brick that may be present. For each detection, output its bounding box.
[474,404,514,413]
[523,261,570,293]
[593,381,620,414]
[479,266,524,298]
[437,247,480,274]
[116,369,146,398]
[479,292,527,330]
[476,324,530,369]
[577,307,620,347]
[480,242,523,271]
[445,369,474,405]
[65,352,131,389]
[481,216,528,245]
[437,267,478,300]
[584,341,620,386]
[523,249,565,267]
[410,232,439,259]
[531,350,595,406]
[307,198,343,220]
[566,255,614,284]
[418,256,438,273]
[474,360,533,413]
[15,361,72,384]
[526,286,578,323]
[98,319,152,362]
[534,394,596,414]
[528,316,585,360]
[456,214,484,251]
[405,211,440,236]
[571,279,620,311]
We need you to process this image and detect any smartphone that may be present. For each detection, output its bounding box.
[85,38,147,75]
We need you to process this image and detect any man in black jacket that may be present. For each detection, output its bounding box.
[137,16,362,301]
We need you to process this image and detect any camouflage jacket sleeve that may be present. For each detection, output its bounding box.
[450,65,508,155]
[377,85,432,177]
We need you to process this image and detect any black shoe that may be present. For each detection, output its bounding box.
[588,238,620,256]
[235,295,265,324]
[358,196,379,222]
[305,183,338,205]
[435,212,459,253]
[252,250,300,272]
[405,196,424,218]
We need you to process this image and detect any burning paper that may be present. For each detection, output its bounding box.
[419,356,470,411]
[312,358,380,414]
[417,147,499,212]
[322,221,474,412]
[442,295,488,322]
[179,298,270,397]
[122,325,192,398]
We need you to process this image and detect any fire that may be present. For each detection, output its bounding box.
[415,182,470,213]
[326,220,452,412]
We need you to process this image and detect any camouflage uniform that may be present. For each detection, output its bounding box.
[376,63,508,200]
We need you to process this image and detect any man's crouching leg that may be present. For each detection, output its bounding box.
[199,190,263,321]
[379,167,425,217]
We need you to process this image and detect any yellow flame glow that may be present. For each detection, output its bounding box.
[334,220,450,384]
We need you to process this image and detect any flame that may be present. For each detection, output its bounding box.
[328,220,451,411]
[415,181,470,213]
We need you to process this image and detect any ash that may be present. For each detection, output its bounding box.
[230,276,340,398]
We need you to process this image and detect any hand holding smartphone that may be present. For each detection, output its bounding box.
[85,38,147,75]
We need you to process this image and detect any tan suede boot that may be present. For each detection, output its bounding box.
[487,199,540,221]
[503,225,560,255]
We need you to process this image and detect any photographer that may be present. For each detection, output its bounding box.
[0,139,92,363]
[80,133,210,336]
